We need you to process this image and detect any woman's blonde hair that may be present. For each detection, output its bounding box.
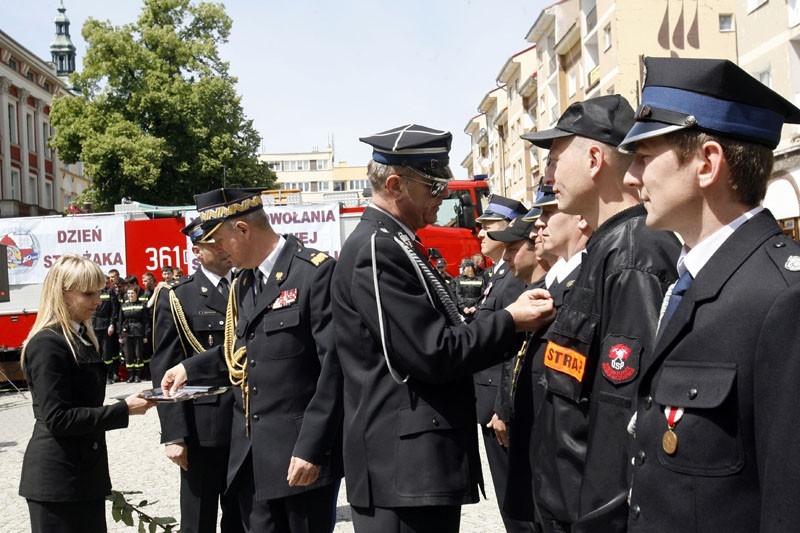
[21,254,107,366]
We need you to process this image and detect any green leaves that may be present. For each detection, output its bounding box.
[51,0,275,211]
[106,490,178,532]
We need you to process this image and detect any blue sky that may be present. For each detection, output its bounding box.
[4,0,547,172]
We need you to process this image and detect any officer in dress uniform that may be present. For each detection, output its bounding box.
[160,189,342,533]
[93,277,120,384]
[332,124,557,533]
[619,57,800,533]
[150,218,242,533]
[522,95,681,533]
[470,196,533,533]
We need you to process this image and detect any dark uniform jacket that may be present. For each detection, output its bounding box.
[454,274,486,313]
[150,269,235,447]
[331,207,519,509]
[536,204,680,532]
[628,210,800,533]
[19,326,129,501]
[92,286,119,330]
[182,235,342,501]
[118,298,151,339]
[473,262,526,425]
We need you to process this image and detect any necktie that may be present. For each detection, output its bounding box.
[218,277,230,298]
[658,270,694,339]
[253,269,264,303]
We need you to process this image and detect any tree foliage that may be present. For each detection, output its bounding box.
[50,0,275,211]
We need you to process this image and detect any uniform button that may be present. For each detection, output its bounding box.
[248,332,255,340]
[219,320,224,326]
[644,396,653,410]
[251,386,258,395]
[252,414,260,421]
[279,321,284,327]
[92,442,99,451]
[250,360,257,368]
[688,388,698,400]
[487,378,493,384]
[775,242,786,248]
[631,505,640,519]
[636,450,646,465]
[432,417,440,427]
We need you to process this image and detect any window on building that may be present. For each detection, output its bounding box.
[747,0,768,13]
[8,103,18,144]
[267,161,282,171]
[10,168,21,201]
[318,181,330,191]
[44,82,51,93]
[28,175,38,205]
[316,159,329,171]
[349,179,370,191]
[333,181,346,192]
[755,66,772,88]
[26,71,35,82]
[568,70,577,97]
[8,58,17,71]
[27,113,35,150]
[790,0,800,27]
[604,24,612,50]
[719,14,734,31]
[44,124,52,158]
[44,181,53,209]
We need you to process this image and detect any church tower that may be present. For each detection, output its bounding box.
[50,1,76,84]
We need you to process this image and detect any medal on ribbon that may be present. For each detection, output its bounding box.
[662,405,684,455]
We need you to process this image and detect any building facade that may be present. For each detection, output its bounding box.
[0,4,88,218]
[259,146,368,205]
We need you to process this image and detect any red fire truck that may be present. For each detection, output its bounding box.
[0,179,490,384]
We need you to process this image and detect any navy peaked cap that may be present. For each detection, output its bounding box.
[477,194,528,222]
[620,57,800,151]
[181,217,206,244]
[487,216,535,243]
[360,124,454,180]
[194,188,263,242]
[522,95,635,149]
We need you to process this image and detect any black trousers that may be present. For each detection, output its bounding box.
[351,505,461,533]
[179,444,242,533]
[235,454,336,533]
[27,498,106,533]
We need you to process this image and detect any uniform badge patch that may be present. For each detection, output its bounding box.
[275,272,284,281]
[601,335,641,385]
[311,252,329,266]
[270,288,298,309]
[785,256,800,271]
[544,341,587,382]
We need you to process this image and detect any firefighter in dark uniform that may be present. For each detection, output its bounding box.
[522,95,681,533]
[330,124,557,532]
[118,285,151,383]
[619,57,800,533]
[92,279,121,384]
[150,218,242,533]
[453,259,485,320]
[160,189,343,533]
[470,196,532,532]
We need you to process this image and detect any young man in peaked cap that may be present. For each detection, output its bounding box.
[332,124,556,532]
[621,57,800,533]
[150,218,242,533]
[522,95,681,533]
[161,188,342,533]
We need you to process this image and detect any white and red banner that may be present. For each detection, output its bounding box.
[0,215,127,285]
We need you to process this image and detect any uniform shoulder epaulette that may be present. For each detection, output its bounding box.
[765,234,800,284]
[296,247,332,267]
[172,274,195,289]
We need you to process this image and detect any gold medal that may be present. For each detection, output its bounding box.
[662,428,678,455]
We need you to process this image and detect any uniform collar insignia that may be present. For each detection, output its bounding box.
[200,286,209,293]
[275,272,284,281]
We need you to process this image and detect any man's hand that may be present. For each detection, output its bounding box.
[287,456,321,487]
[107,324,115,336]
[463,306,477,315]
[487,413,508,447]
[505,288,556,332]
[165,443,189,471]
[160,363,187,397]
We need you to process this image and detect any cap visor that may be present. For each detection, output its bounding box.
[618,122,687,153]
[476,213,506,223]
[521,128,574,149]
[522,207,541,222]
[487,230,526,242]
[198,221,222,243]
[531,198,558,208]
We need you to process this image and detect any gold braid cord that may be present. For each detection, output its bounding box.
[168,290,205,356]
[223,279,250,435]
[510,334,531,398]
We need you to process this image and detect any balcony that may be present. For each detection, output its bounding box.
[587,65,600,90]
[585,7,597,32]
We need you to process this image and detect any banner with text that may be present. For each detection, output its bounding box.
[0,215,127,285]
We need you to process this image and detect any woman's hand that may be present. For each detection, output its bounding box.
[125,393,156,415]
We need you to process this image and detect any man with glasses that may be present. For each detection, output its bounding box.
[332,124,557,532]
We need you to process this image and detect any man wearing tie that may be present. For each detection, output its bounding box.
[160,190,341,533]
[150,218,241,533]
[621,57,800,533]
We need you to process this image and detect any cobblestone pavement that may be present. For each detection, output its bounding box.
[1,382,505,532]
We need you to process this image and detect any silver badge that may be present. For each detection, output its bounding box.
[201,286,209,293]
[785,256,800,272]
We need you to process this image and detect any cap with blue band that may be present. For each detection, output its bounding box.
[476,194,528,223]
